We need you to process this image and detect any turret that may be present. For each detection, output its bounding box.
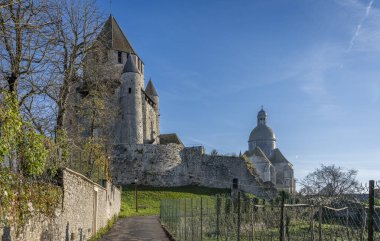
[117,54,144,144]
[145,78,160,141]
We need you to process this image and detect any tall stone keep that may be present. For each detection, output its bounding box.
[87,15,161,145]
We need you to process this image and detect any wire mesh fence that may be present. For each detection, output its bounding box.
[160,181,380,241]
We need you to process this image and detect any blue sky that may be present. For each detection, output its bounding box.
[98,0,380,183]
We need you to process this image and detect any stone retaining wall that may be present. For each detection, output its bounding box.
[0,168,121,241]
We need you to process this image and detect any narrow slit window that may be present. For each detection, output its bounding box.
[117,51,122,63]
[128,88,131,94]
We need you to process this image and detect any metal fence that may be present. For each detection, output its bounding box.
[160,181,380,241]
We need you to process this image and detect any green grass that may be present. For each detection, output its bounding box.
[88,215,118,241]
[119,185,230,217]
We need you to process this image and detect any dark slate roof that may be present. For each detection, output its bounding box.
[145,79,158,97]
[270,148,292,165]
[159,134,183,146]
[98,15,136,54]
[123,54,139,73]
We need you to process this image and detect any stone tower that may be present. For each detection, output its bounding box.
[248,107,276,158]
[93,15,160,145]
[117,54,144,144]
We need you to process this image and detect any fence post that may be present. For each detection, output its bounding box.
[160,200,162,220]
[361,203,367,241]
[251,200,255,241]
[177,199,180,239]
[310,206,315,241]
[368,180,375,241]
[216,197,221,241]
[237,191,241,241]
[279,191,286,241]
[185,199,187,241]
[165,200,167,226]
[318,205,322,241]
[200,197,203,241]
[191,198,194,241]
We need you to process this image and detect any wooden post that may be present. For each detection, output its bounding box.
[368,180,375,241]
[216,197,221,241]
[135,182,138,212]
[310,206,315,241]
[237,191,241,241]
[318,205,322,241]
[279,192,286,241]
[185,199,187,241]
[200,197,203,241]
[251,202,255,241]
[191,198,194,241]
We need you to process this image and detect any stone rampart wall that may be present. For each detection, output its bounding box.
[111,144,275,196]
[0,168,121,241]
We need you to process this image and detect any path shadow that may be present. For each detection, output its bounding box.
[1,226,11,241]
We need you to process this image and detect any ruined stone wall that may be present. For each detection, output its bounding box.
[111,144,275,196]
[0,168,121,241]
[112,144,184,186]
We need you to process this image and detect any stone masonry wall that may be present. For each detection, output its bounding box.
[59,168,121,240]
[112,144,275,196]
[0,168,121,241]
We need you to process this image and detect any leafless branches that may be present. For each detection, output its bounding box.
[299,164,359,197]
[0,0,116,180]
[0,0,55,99]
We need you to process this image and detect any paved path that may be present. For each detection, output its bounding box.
[99,216,170,241]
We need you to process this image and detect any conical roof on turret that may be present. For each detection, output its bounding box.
[123,54,139,73]
[145,79,158,96]
[98,15,136,54]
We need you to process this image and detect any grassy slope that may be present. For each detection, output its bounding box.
[120,185,230,217]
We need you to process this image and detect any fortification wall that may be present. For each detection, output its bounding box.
[111,144,274,196]
[112,144,184,186]
[0,168,121,241]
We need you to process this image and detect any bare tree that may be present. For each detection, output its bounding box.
[44,0,106,137]
[300,164,359,196]
[70,50,118,179]
[0,0,54,102]
[1,0,118,181]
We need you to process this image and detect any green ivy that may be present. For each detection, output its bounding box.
[0,91,48,176]
[0,92,22,164]
[0,91,61,229]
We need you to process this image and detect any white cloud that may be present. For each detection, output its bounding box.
[284,44,343,99]
[344,0,380,51]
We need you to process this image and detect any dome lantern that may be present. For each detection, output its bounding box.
[257,105,267,125]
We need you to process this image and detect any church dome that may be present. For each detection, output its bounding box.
[249,125,276,142]
[249,107,276,142]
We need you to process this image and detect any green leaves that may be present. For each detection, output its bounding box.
[0,92,22,164]
[0,91,48,176]
[19,125,48,176]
